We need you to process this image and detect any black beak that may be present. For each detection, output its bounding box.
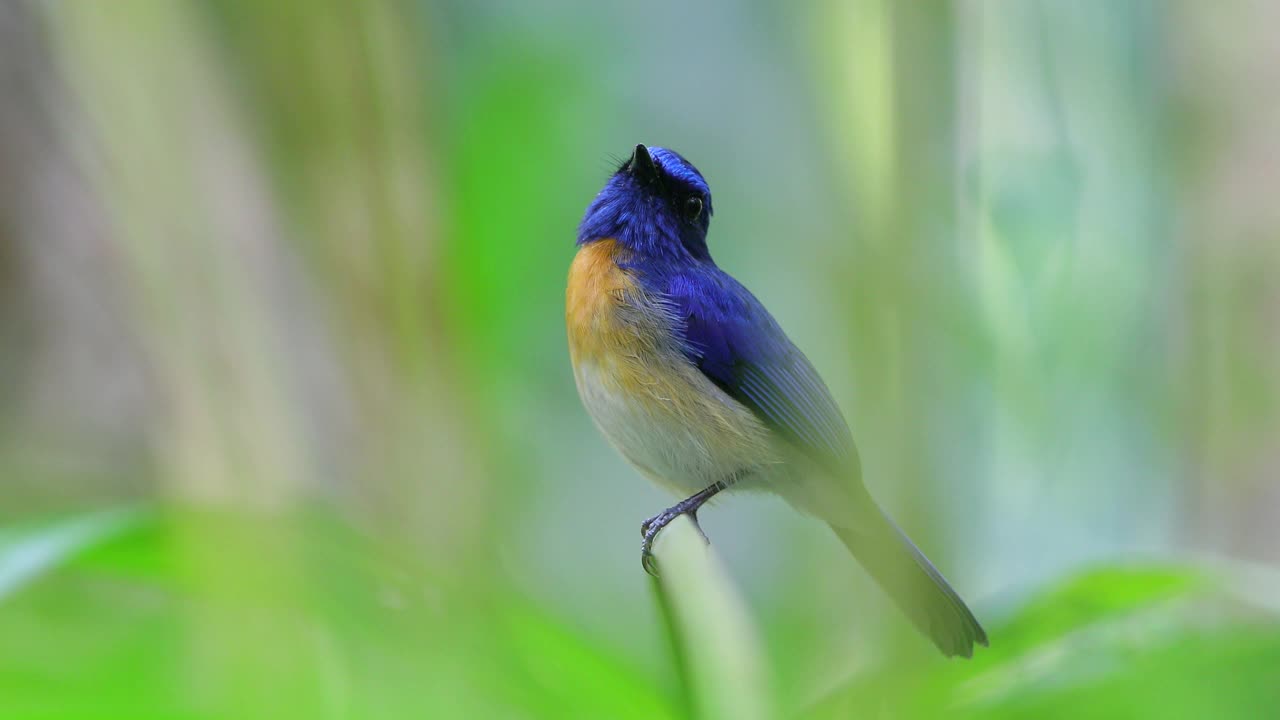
[629,143,658,183]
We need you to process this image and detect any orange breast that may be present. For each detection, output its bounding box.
[565,239,652,367]
[565,240,775,486]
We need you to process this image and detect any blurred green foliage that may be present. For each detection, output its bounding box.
[1,0,1279,717]
[2,508,1278,718]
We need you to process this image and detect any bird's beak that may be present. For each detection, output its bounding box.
[630,143,658,183]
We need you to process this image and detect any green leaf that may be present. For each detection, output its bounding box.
[804,563,1280,720]
[501,604,677,720]
[0,506,145,602]
[990,565,1209,657]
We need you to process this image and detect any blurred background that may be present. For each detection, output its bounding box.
[2,0,1279,717]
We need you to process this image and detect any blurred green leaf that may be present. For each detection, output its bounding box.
[989,565,1208,656]
[805,564,1280,720]
[0,506,144,602]
[0,507,692,719]
[501,604,677,720]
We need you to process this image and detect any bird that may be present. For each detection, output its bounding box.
[565,144,988,658]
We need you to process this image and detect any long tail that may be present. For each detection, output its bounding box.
[831,507,988,658]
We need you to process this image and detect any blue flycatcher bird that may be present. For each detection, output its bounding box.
[566,144,987,657]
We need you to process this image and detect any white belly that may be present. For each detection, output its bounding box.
[565,240,777,499]
[574,360,776,497]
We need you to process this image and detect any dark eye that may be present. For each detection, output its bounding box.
[683,195,703,221]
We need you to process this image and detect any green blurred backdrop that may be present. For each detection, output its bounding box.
[1,1,1278,718]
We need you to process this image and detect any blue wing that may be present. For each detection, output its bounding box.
[662,267,860,474]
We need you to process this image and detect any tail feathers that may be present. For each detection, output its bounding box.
[832,509,987,658]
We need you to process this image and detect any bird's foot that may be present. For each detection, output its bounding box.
[640,497,712,577]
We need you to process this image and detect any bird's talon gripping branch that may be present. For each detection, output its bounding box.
[640,508,675,576]
[638,481,729,576]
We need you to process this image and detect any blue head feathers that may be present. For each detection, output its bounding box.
[577,145,715,260]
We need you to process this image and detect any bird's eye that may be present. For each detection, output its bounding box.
[683,196,703,221]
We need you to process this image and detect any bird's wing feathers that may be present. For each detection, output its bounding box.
[665,269,859,474]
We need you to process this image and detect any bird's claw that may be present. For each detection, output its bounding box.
[641,547,660,576]
[639,507,709,577]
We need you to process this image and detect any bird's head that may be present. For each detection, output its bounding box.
[577,144,714,261]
